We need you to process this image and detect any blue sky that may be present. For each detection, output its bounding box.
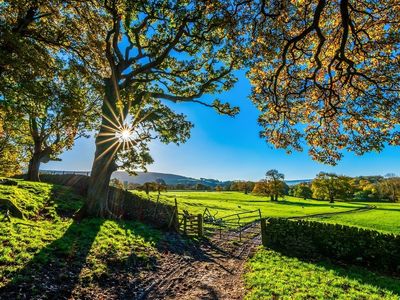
[46,70,400,181]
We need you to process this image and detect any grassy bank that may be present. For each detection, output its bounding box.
[0,180,161,297]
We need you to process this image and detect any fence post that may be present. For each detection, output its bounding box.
[174,198,179,231]
[260,218,267,247]
[197,214,203,237]
[183,215,187,235]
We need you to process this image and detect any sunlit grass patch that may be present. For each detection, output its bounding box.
[245,249,400,300]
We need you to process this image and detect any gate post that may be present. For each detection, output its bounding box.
[260,218,267,247]
[173,198,179,231]
[197,214,203,237]
[183,215,187,235]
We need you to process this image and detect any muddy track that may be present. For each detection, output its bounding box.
[132,222,261,300]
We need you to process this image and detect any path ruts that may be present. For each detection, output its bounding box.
[134,222,261,300]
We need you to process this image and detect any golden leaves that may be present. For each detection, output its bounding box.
[249,0,400,165]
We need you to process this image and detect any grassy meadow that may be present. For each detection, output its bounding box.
[137,190,400,234]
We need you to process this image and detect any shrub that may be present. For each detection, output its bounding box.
[263,218,400,275]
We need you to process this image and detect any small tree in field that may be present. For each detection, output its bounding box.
[252,180,273,200]
[311,173,353,203]
[155,179,167,195]
[110,178,124,189]
[293,184,312,200]
[265,169,285,201]
[215,185,223,192]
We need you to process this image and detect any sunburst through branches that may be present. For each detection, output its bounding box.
[95,98,138,162]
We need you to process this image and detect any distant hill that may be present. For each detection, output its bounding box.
[111,171,230,187]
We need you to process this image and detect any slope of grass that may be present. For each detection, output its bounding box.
[314,202,400,234]
[245,249,400,300]
[0,179,82,220]
[0,179,161,296]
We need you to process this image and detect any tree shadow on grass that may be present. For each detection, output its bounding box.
[0,215,177,299]
[0,218,103,299]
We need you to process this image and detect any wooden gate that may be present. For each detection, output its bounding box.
[202,208,262,243]
[177,210,204,237]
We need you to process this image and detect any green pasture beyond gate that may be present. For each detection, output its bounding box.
[134,191,400,234]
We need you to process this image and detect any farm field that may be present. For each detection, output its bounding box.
[314,202,400,234]
[137,191,400,234]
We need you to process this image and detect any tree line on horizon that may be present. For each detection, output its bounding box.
[0,0,399,218]
[111,170,400,203]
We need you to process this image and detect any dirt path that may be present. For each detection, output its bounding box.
[133,223,261,300]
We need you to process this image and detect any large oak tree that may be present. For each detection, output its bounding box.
[79,0,247,217]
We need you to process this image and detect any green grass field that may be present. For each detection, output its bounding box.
[245,249,400,300]
[314,202,400,234]
[138,191,400,234]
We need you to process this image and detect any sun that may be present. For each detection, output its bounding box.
[115,125,133,143]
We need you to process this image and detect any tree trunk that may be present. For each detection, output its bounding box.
[329,197,335,203]
[270,195,274,201]
[274,194,278,201]
[79,78,121,218]
[26,155,41,181]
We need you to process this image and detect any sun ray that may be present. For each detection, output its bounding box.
[96,136,117,146]
[100,142,121,175]
[100,123,121,133]
[101,113,122,131]
[95,140,120,161]
[104,98,123,128]
[127,139,136,149]
[97,132,119,137]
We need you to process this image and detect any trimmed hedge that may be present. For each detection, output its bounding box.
[263,218,400,275]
